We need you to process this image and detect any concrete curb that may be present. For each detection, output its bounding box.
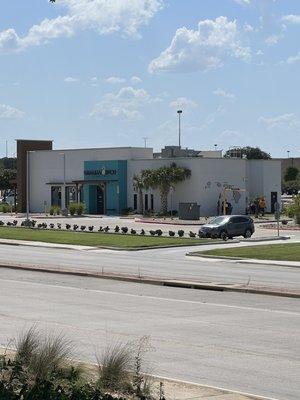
[0,263,299,298]
[186,253,300,268]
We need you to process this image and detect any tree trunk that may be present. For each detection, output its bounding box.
[160,189,169,215]
[138,189,144,214]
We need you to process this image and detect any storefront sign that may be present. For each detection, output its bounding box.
[84,167,117,176]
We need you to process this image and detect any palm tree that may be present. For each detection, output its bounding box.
[142,163,191,215]
[132,174,145,214]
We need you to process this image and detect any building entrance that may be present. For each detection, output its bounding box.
[96,185,105,214]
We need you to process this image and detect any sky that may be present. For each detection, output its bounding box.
[0,0,299,158]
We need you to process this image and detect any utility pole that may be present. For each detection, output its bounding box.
[287,150,290,158]
[177,110,182,148]
[142,137,148,148]
[5,140,8,158]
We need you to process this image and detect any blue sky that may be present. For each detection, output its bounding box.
[0,0,299,157]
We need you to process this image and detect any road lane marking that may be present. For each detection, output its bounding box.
[0,277,299,316]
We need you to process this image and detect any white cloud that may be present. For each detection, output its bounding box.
[169,97,198,110]
[131,76,142,84]
[0,104,25,119]
[258,113,299,130]
[105,76,126,84]
[0,0,164,52]
[218,129,242,144]
[213,88,235,100]
[243,23,254,32]
[286,52,300,64]
[91,77,98,82]
[64,76,79,83]
[149,16,251,74]
[265,34,283,45]
[90,86,157,120]
[233,0,251,5]
[282,15,300,25]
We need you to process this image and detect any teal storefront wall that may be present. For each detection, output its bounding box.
[83,160,127,215]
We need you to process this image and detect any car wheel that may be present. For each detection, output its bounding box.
[244,229,252,239]
[220,231,228,241]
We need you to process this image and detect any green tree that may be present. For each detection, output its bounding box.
[284,166,299,182]
[224,146,271,160]
[132,174,145,214]
[0,169,16,192]
[142,163,191,215]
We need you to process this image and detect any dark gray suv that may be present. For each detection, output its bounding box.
[199,215,255,240]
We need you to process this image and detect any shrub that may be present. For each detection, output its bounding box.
[0,221,4,226]
[57,223,62,229]
[285,195,300,225]
[73,224,79,231]
[121,227,128,234]
[156,229,163,236]
[104,226,110,232]
[13,220,18,226]
[0,203,10,213]
[66,224,71,230]
[49,223,55,229]
[77,203,85,216]
[189,231,196,238]
[98,226,104,232]
[80,225,86,231]
[69,203,77,216]
[131,229,137,235]
[88,226,94,231]
[169,230,175,236]
[178,229,184,237]
[114,225,120,233]
[140,229,145,235]
[49,205,60,216]
[149,230,156,236]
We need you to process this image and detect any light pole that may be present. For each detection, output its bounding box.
[214,144,218,151]
[177,110,182,148]
[287,150,290,158]
[143,137,148,148]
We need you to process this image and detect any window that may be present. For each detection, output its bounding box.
[150,194,154,210]
[133,194,137,210]
[51,186,61,207]
[65,186,77,207]
[145,194,149,211]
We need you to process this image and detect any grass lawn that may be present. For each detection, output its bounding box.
[196,243,300,262]
[0,227,214,249]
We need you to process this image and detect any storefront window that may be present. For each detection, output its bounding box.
[51,186,61,207]
[65,186,77,207]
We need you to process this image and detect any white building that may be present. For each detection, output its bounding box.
[27,146,281,216]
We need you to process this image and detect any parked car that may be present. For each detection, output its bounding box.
[199,215,255,240]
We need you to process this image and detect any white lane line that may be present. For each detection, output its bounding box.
[0,277,299,316]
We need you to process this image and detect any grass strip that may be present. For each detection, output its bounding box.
[195,243,300,262]
[0,227,214,249]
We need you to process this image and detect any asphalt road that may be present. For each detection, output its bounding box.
[0,268,299,400]
[0,242,299,292]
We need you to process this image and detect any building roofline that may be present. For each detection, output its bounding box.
[29,146,153,152]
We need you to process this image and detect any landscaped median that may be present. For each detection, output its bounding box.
[0,227,217,249]
[189,243,300,262]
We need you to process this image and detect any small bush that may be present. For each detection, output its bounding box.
[131,229,137,235]
[114,225,120,233]
[66,223,71,230]
[0,203,10,213]
[49,223,55,229]
[13,220,18,226]
[0,221,4,226]
[121,227,128,234]
[169,230,175,236]
[73,224,79,231]
[140,229,145,235]
[77,203,85,216]
[189,231,196,238]
[57,223,62,229]
[156,229,163,236]
[178,229,184,237]
[104,226,110,232]
[88,226,94,231]
[98,226,104,232]
[80,225,86,231]
[69,203,77,216]
[49,205,60,216]
[149,230,156,236]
